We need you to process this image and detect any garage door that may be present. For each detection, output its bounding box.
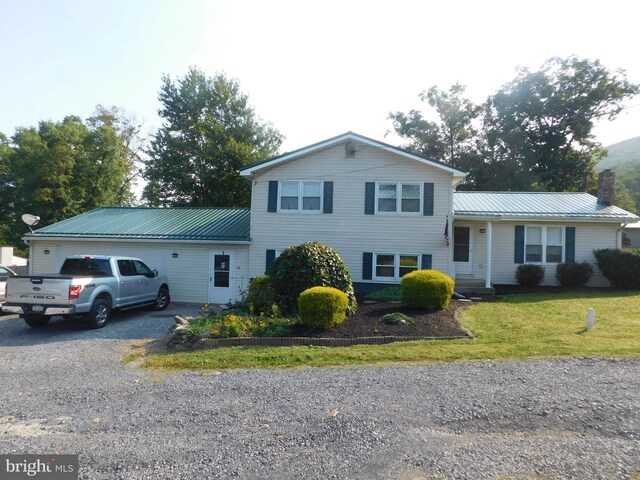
[54,243,167,275]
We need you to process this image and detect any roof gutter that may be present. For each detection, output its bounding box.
[452,214,638,223]
[22,236,252,245]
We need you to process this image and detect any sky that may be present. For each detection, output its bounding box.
[1,0,639,156]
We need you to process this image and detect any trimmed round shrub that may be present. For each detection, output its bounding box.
[298,286,348,330]
[246,276,278,314]
[555,262,593,288]
[593,248,640,289]
[516,264,545,288]
[268,242,357,315]
[400,270,455,311]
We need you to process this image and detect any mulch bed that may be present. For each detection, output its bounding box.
[289,300,471,338]
[169,300,473,350]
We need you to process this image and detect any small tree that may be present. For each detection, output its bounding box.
[268,242,357,315]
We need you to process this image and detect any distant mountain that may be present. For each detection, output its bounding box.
[597,136,640,172]
[597,136,640,214]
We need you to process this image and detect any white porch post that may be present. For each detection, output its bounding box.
[485,221,493,288]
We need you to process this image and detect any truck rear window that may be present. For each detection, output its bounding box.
[60,259,113,276]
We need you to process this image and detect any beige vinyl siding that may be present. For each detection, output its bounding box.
[249,144,454,282]
[489,222,619,287]
[29,240,249,304]
[29,242,58,274]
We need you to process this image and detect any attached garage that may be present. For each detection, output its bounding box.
[24,207,251,305]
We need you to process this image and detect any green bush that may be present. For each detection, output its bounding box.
[246,276,278,315]
[268,242,357,315]
[400,270,454,310]
[555,262,593,288]
[593,248,640,289]
[516,264,545,288]
[381,312,415,325]
[298,286,348,330]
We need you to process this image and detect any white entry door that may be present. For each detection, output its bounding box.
[453,226,472,275]
[209,250,234,304]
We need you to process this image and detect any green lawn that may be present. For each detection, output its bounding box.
[142,291,640,371]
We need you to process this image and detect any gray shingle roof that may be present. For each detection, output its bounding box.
[26,207,251,242]
[453,192,638,221]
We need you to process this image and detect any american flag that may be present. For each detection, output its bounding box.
[444,217,450,246]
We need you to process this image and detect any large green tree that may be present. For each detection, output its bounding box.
[2,108,139,249]
[391,57,639,193]
[389,83,480,167]
[0,133,14,245]
[143,68,283,207]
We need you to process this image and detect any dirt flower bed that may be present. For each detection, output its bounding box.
[291,300,470,338]
[168,300,472,350]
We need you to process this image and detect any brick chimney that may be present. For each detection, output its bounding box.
[597,169,615,206]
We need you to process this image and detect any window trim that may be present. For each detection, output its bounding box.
[373,252,422,281]
[524,225,565,264]
[375,182,422,215]
[278,180,323,213]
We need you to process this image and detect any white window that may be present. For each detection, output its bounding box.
[279,181,322,212]
[376,182,421,214]
[374,253,420,281]
[525,226,564,263]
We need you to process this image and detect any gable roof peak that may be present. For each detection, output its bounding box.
[240,131,467,178]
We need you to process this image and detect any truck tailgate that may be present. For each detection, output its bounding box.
[6,276,71,305]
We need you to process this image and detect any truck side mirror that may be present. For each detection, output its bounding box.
[153,269,159,277]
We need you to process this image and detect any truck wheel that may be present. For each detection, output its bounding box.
[152,287,170,311]
[24,314,50,328]
[88,299,111,329]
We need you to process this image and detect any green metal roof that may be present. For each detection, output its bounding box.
[26,207,251,242]
[453,192,639,221]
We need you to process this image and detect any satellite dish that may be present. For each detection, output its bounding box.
[22,214,40,227]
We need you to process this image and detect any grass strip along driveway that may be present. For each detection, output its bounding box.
[143,291,640,370]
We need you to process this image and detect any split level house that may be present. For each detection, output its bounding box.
[23,132,639,304]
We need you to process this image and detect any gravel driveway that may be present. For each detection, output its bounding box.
[0,307,638,479]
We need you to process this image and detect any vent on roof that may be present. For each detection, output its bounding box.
[345,140,356,158]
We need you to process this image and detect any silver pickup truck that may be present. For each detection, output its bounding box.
[2,255,170,329]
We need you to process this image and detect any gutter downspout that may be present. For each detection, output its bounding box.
[617,222,628,249]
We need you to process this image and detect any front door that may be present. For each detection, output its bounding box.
[454,226,472,275]
[209,250,234,304]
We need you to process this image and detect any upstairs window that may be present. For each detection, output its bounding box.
[376,182,421,214]
[525,226,564,263]
[279,181,322,212]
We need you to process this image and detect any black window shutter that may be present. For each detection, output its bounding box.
[514,225,525,264]
[364,182,375,215]
[323,181,333,214]
[362,252,373,280]
[265,249,276,273]
[267,181,278,212]
[421,254,432,269]
[565,227,576,263]
[423,183,434,216]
